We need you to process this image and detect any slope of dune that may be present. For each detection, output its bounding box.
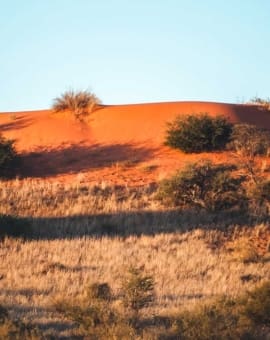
[0,101,269,184]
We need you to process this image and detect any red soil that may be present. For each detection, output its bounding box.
[0,101,269,185]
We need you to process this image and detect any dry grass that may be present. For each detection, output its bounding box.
[0,177,269,337]
[52,89,102,120]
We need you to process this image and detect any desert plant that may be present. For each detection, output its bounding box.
[157,161,245,211]
[121,266,155,315]
[228,124,270,158]
[250,96,270,110]
[52,89,101,119]
[0,135,18,178]
[165,113,232,153]
[228,123,270,183]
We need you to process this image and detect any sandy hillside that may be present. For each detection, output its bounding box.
[0,101,269,184]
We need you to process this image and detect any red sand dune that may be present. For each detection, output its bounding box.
[0,101,269,185]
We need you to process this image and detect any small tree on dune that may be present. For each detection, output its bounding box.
[52,89,102,120]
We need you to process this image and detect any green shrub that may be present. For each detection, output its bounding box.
[0,214,31,239]
[52,89,102,120]
[121,267,155,315]
[165,113,232,153]
[0,136,18,179]
[157,161,245,211]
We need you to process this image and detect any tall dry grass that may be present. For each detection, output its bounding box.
[0,177,269,337]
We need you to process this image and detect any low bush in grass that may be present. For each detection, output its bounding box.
[157,161,245,212]
[54,268,155,338]
[165,113,232,153]
[0,214,31,240]
[0,135,19,179]
[121,266,155,316]
[54,281,135,339]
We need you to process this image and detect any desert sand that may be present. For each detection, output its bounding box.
[0,101,269,185]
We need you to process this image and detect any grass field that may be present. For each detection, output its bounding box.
[0,178,269,338]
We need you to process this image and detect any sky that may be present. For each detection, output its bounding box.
[1,0,270,111]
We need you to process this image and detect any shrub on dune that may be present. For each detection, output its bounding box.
[165,113,232,153]
[157,161,245,212]
[52,89,102,120]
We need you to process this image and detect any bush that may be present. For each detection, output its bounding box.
[54,283,136,339]
[157,161,245,212]
[0,214,31,240]
[52,89,102,120]
[0,136,18,179]
[165,113,232,153]
[228,124,270,158]
[121,267,155,315]
[250,96,270,110]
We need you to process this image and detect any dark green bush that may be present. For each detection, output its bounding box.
[165,113,232,153]
[157,161,245,211]
[0,136,19,178]
[0,214,31,239]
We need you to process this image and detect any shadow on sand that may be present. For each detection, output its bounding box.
[19,143,158,178]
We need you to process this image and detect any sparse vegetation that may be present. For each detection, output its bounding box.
[53,275,270,339]
[228,123,270,159]
[165,113,232,153]
[173,282,270,339]
[121,266,155,315]
[52,89,101,120]
[0,109,269,337]
[250,96,270,110]
[157,160,245,211]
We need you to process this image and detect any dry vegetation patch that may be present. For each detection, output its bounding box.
[0,176,269,337]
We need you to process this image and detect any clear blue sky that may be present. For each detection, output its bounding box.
[1,0,270,111]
